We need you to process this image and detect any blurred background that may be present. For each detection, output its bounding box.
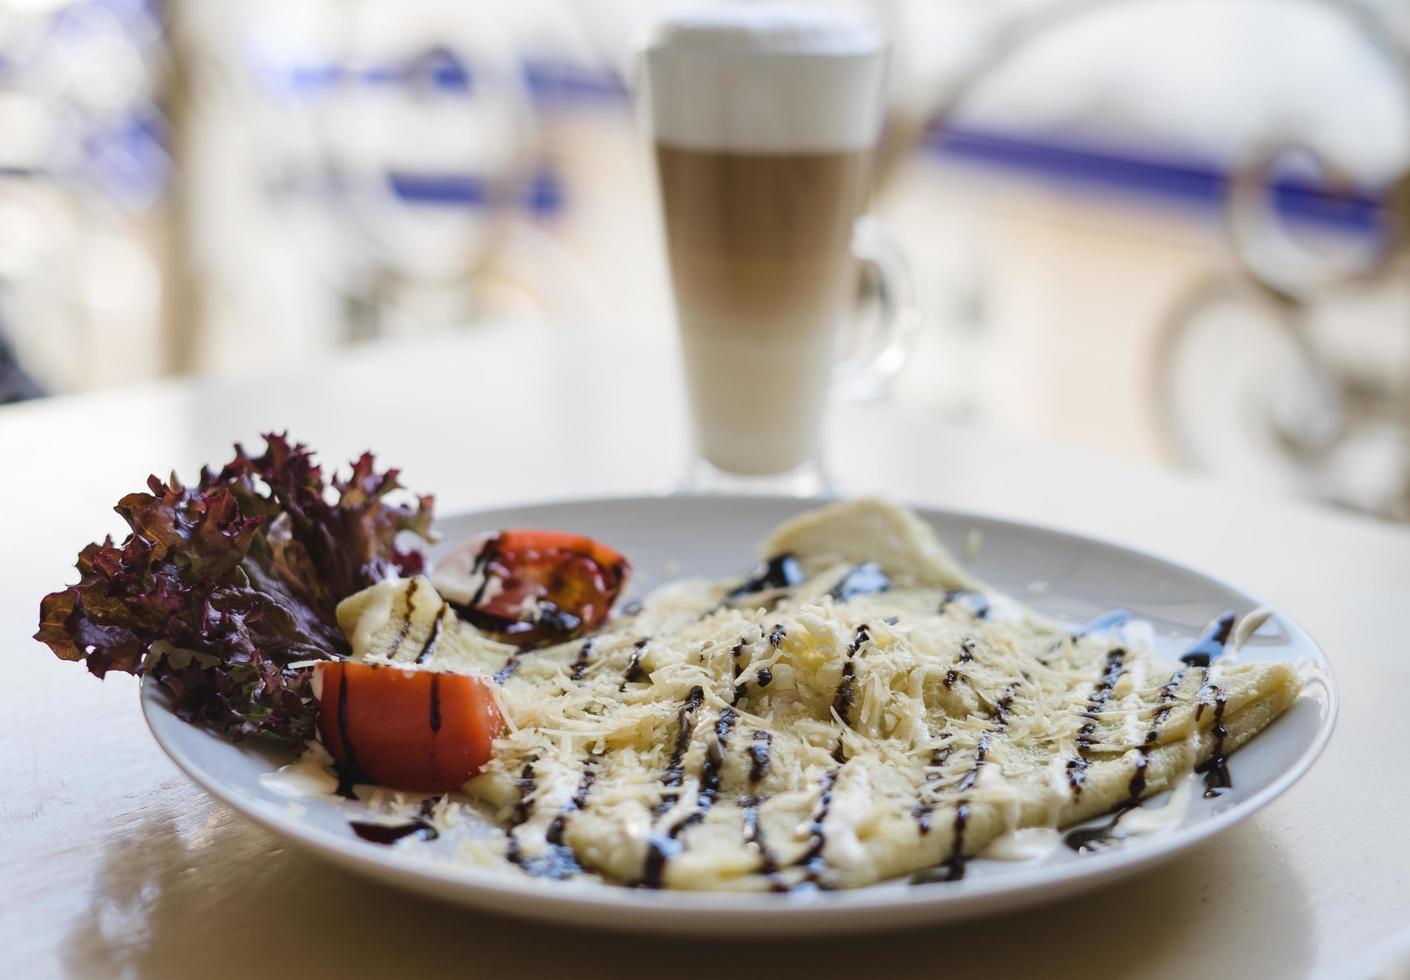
[3,0,1410,518]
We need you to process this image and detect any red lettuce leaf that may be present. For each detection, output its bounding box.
[36,434,434,743]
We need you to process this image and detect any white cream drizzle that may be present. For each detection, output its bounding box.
[259,743,340,799]
[478,575,504,605]
[816,771,871,869]
[980,827,1062,861]
[1233,607,1274,652]
[427,533,491,605]
[349,577,401,659]
[973,766,1042,861]
[1114,776,1194,836]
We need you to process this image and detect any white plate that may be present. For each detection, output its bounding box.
[141,495,1336,935]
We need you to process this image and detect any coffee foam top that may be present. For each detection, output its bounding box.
[642,6,887,153]
[651,6,882,57]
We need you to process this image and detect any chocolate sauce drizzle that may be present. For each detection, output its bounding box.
[832,625,870,725]
[911,680,1017,885]
[941,589,990,620]
[504,761,538,868]
[1194,682,1232,797]
[911,800,974,885]
[726,628,773,703]
[1179,611,1236,668]
[653,686,705,818]
[639,686,709,888]
[739,796,786,889]
[381,578,419,658]
[480,563,1247,888]
[413,603,448,664]
[1065,648,1128,796]
[1063,662,1185,853]
[350,797,442,845]
[911,743,953,835]
[619,638,649,690]
[1061,803,1140,853]
[492,652,524,685]
[1172,619,1237,798]
[521,841,587,881]
[511,763,537,824]
[793,766,840,888]
[748,729,772,784]
[504,757,591,880]
[942,727,994,858]
[491,627,559,683]
[349,818,437,845]
[466,538,497,605]
[569,639,594,682]
[545,762,596,849]
[1126,666,1186,803]
[991,686,1016,722]
[678,708,737,834]
[730,640,751,701]
[333,667,372,798]
[532,601,583,637]
[923,803,971,883]
[614,636,752,890]
[943,638,976,689]
[639,833,682,889]
[1063,618,1244,853]
[730,554,805,597]
[783,681,858,887]
[699,710,736,804]
[828,562,891,603]
[737,723,787,888]
[1072,609,1131,640]
[641,703,738,888]
[493,630,585,684]
[1063,670,1188,854]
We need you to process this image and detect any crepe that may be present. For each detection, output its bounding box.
[338,499,1301,890]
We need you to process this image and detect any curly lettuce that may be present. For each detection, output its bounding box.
[35,434,434,743]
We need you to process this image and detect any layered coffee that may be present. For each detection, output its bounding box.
[643,8,887,476]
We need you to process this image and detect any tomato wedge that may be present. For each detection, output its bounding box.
[316,661,502,793]
[437,529,630,646]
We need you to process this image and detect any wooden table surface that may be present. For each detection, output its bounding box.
[4,326,1407,979]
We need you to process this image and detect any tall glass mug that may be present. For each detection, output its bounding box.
[640,7,914,494]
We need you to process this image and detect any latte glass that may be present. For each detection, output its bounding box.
[641,7,916,495]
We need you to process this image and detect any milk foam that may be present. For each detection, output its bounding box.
[642,5,887,153]
[651,6,882,56]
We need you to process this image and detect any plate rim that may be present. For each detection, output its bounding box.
[139,493,1339,931]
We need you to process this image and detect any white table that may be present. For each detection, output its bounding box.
[4,326,1407,979]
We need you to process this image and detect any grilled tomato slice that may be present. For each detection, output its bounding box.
[433,529,630,646]
[316,661,502,793]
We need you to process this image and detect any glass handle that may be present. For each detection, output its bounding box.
[835,214,921,401]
